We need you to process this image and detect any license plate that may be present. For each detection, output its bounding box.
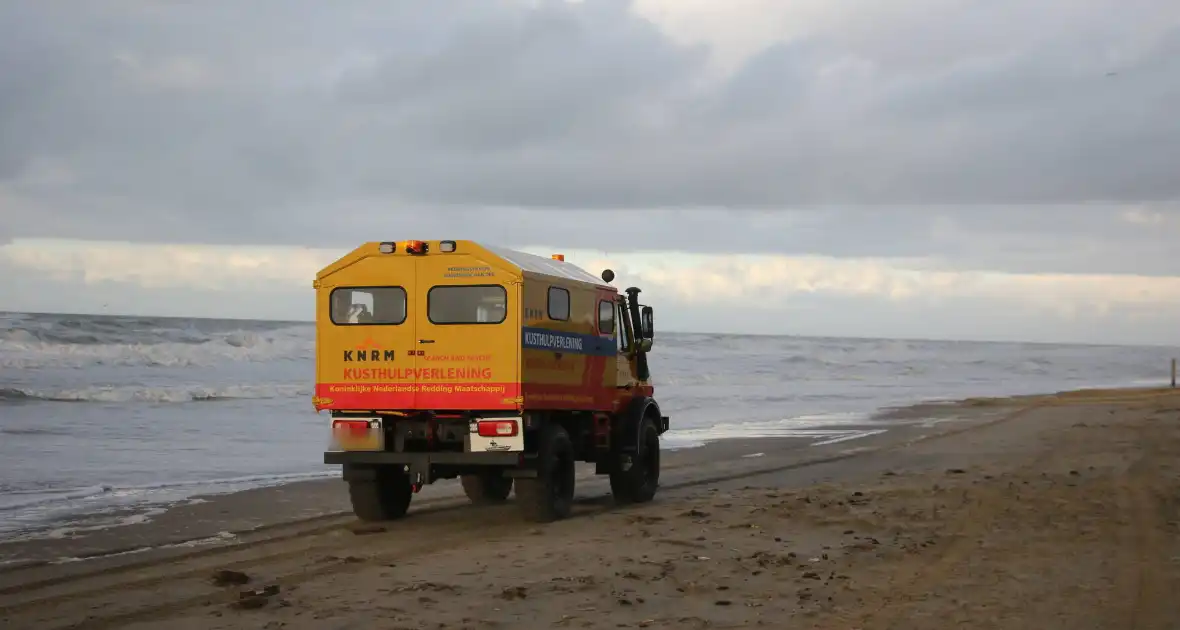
[330,418,384,451]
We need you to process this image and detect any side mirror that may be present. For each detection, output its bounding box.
[640,305,654,341]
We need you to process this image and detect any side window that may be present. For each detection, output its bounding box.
[547,286,570,321]
[330,287,406,325]
[427,285,507,324]
[598,300,615,335]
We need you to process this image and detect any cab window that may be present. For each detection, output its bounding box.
[428,285,507,324]
[616,302,632,352]
[598,300,615,335]
[330,287,406,325]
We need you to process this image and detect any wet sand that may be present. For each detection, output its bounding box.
[0,406,952,567]
[2,386,1178,629]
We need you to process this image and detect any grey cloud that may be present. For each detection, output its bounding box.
[1,0,1179,273]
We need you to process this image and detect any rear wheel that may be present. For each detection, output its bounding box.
[515,423,575,522]
[461,471,514,505]
[610,415,660,504]
[348,465,413,522]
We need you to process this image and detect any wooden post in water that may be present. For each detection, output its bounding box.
[1173,358,1177,388]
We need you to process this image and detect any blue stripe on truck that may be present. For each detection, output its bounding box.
[521,327,616,356]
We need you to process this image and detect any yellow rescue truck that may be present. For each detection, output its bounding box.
[314,240,668,522]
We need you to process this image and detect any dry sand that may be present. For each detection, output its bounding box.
[1,387,1178,629]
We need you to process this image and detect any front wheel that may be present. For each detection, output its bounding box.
[515,423,576,522]
[610,415,660,504]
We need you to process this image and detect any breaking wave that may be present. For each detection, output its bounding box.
[0,383,310,405]
[0,314,313,369]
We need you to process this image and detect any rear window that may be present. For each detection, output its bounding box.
[330,287,406,325]
[428,285,507,324]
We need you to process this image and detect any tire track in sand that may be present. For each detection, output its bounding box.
[11,393,1175,630]
[853,396,1178,630]
[841,398,1107,629]
[0,459,711,594]
[5,509,519,630]
[1113,419,1173,630]
[1,409,1031,630]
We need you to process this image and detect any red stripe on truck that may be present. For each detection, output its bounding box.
[314,382,655,413]
[315,382,521,410]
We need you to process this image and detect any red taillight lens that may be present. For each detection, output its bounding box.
[477,420,518,437]
[333,420,372,435]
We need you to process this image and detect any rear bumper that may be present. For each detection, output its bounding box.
[324,450,522,467]
[324,450,537,484]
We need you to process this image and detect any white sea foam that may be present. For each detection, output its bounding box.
[0,471,339,539]
[50,531,240,565]
[0,383,310,404]
[0,330,313,370]
[811,429,889,446]
[0,471,338,514]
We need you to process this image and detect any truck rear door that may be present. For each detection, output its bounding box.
[414,254,520,411]
[316,262,418,411]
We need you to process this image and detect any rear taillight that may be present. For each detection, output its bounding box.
[476,420,518,437]
[333,419,376,434]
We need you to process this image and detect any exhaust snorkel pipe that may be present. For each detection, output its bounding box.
[624,287,651,381]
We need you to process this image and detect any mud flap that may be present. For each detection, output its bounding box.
[596,397,660,475]
[342,463,377,482]
[615,396,660,454]
[343,461,428,487]
[596,456,635,475]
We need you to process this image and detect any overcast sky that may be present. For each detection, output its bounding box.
[2,0,1179,345]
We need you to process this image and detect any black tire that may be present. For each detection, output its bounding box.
[348,466,413,522]
[515,423,576,522]
[460,471,514,505]
[610,415,660,504]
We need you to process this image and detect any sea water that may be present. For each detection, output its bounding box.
[1,311,1174,538]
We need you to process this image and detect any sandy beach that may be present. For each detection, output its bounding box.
[2,386,1178,629]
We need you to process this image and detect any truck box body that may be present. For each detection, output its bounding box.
[313,240,623,415]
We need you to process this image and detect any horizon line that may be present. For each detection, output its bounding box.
[0,309,1169,351]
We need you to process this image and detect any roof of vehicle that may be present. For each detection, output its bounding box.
[484,245,613,289]
[315,241,615,290]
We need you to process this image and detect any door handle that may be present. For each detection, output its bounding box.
[418,339,435,344]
